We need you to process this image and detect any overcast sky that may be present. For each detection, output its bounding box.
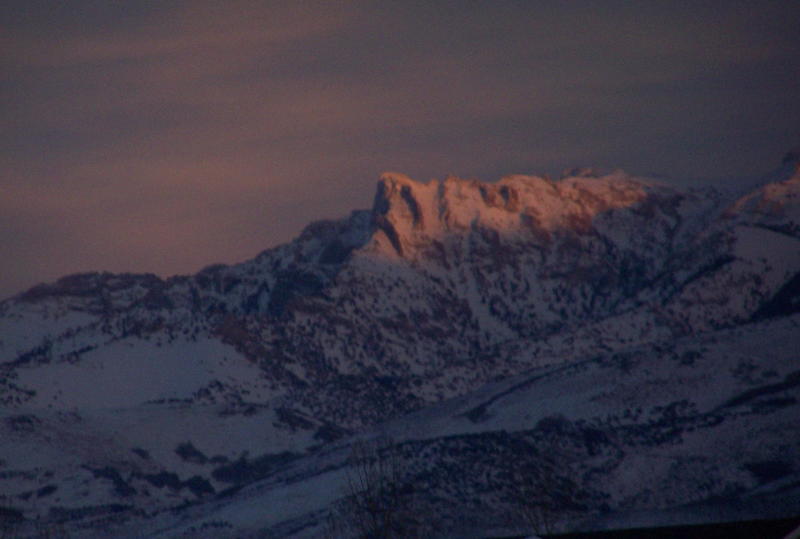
[2,1,799,298]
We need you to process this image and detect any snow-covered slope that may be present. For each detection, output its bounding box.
[112,314,800,538]
[1,155,799,536]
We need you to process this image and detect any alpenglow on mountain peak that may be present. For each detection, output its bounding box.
[367,169,665,258]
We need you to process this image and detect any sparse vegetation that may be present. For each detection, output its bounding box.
[0,517,69,539]
[326,437,423,538]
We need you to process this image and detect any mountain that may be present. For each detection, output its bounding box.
[1,155,799,537]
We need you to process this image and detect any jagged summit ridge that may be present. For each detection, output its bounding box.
[368,169,670,258]
[9,154,797,317]
[723,160,800,237]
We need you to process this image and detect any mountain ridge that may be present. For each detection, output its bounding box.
[1,157,799,536]
[9,161,794,306]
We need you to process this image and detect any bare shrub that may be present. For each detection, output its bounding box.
[326,437,423,538]
[505,445,583,537]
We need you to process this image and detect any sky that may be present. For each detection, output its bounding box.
[2,1,799,299]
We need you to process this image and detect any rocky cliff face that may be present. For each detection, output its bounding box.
[1,158,799,531]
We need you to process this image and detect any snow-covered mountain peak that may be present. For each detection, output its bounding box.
[366,170,672,259]
[722,159,800,234]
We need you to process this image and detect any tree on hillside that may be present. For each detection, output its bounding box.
[504,431,583,537]
[507,457,561,536]
[325,437,423,538]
